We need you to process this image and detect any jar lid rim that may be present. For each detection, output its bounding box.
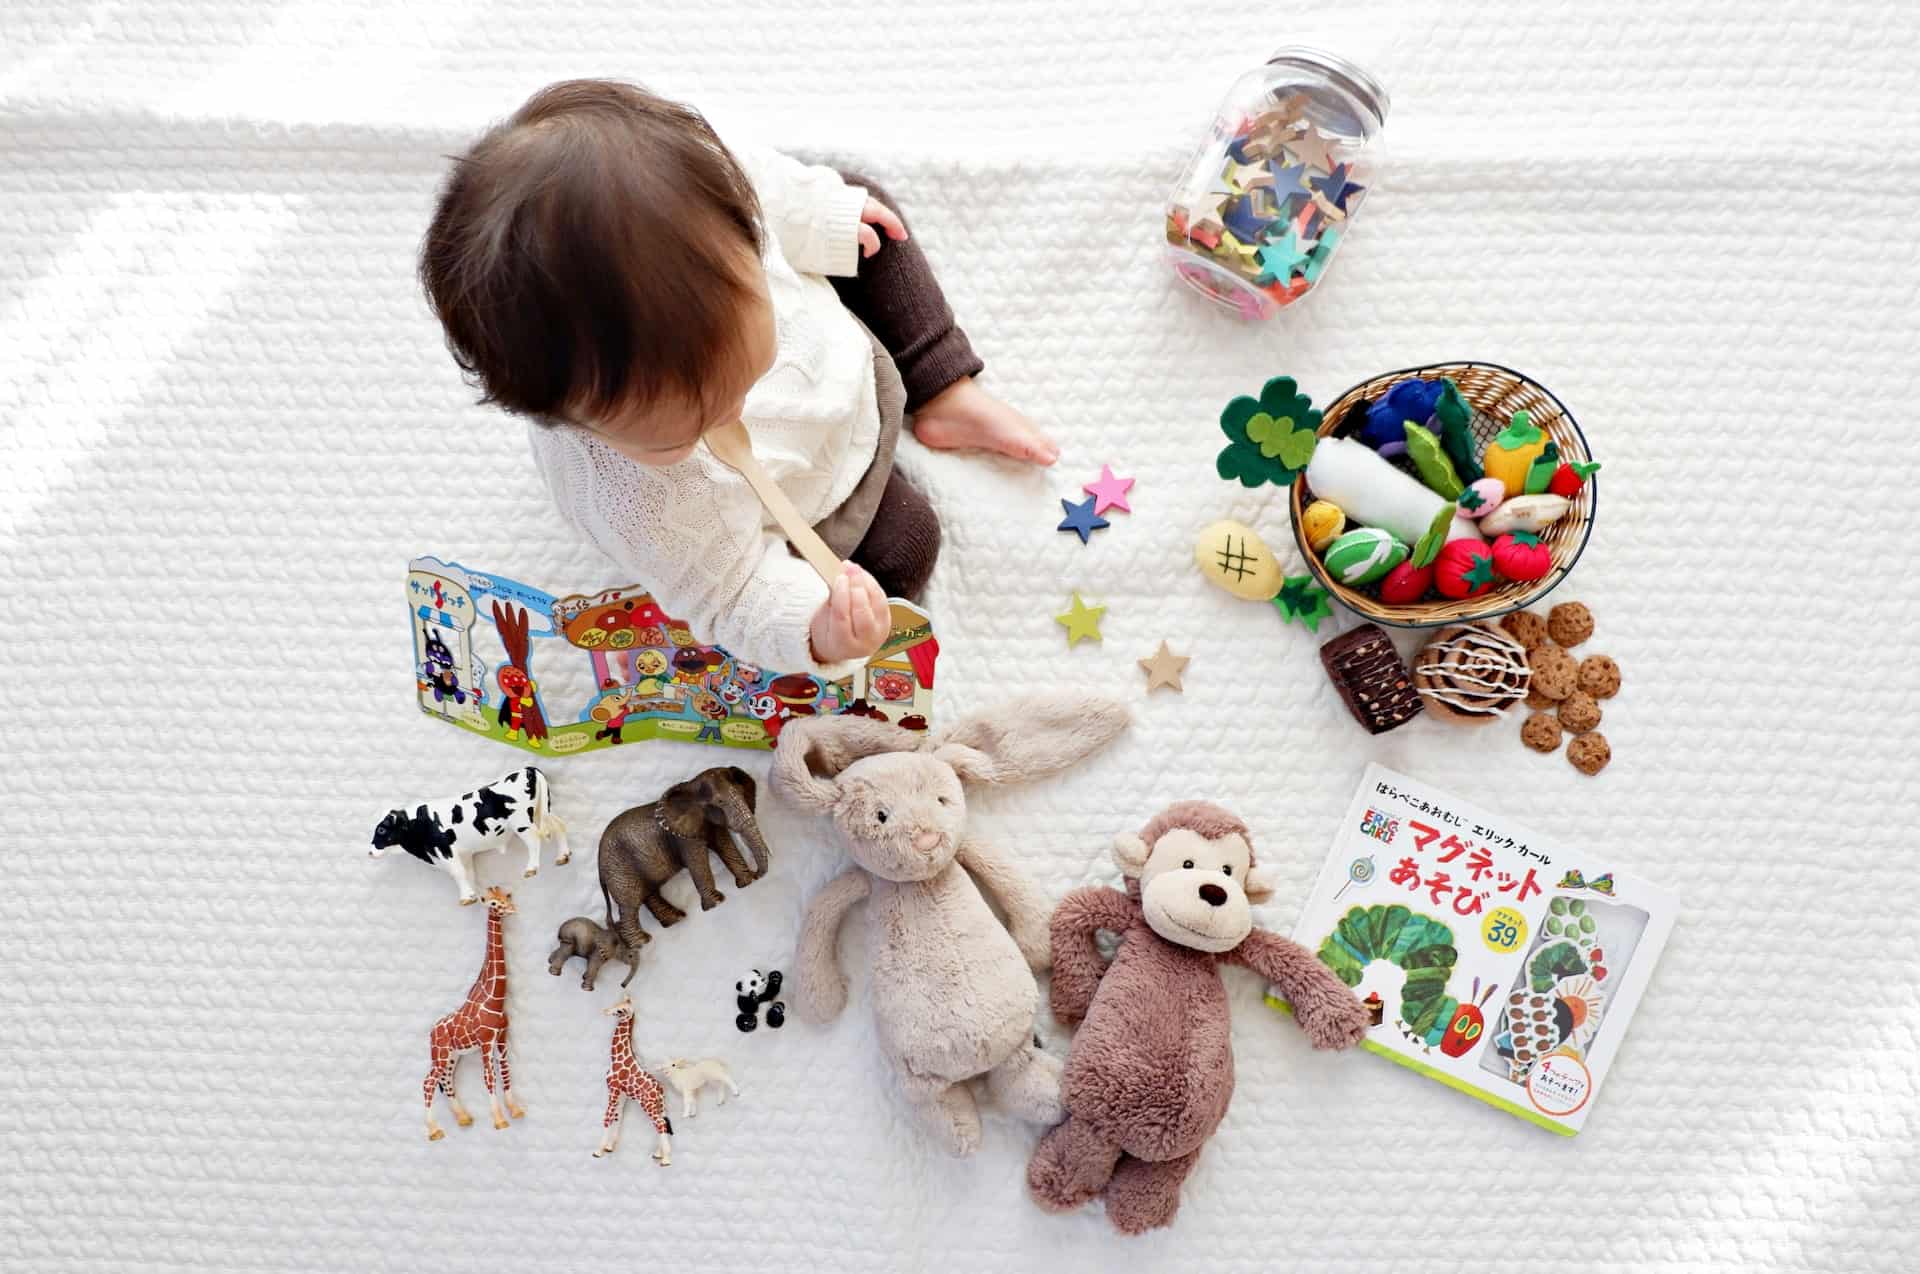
[1266,46,1390,122]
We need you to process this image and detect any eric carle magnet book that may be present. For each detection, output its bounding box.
[1272,763,1675,1135]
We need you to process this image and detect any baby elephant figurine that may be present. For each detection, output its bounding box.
[775,694,1130,1157]
[598,766,771,952]
[658,1058,740,1119]
[548,917,640,991]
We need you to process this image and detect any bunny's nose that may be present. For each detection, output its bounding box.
[1199,883,1228,907]
[913,829,942,853]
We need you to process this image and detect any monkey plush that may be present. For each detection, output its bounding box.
[1027,801,1369,1235]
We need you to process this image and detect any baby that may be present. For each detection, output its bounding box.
[420,80,1054,676]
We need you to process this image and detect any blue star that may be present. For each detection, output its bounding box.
[1310,162,1361,213]
[1268,155,1312,206]
[1220,194,1278,246]
[1056,495,1110,544]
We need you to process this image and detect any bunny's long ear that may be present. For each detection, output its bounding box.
[930,695,1130,787]
[772,713,922,812]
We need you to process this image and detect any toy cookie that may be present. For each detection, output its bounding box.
[1577,655,1622,699]
[1501,610,1549,650]
[1527,642,1577,701]
[1558,691,1603,734]
[1567,733,1612,775]
[1521,712,1563,752]
[1547,602,1594,647]
[1410,624,1531,726]
[1319,624,1422,734]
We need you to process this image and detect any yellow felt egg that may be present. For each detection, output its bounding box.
[1482,410,1550,497]
[1301,500,1346,552]
[1194,520,1282,601]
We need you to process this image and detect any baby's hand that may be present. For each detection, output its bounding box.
[809,563,891,664]
[857,197,908,258]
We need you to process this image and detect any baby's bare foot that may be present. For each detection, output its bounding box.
[912,378,1059,466]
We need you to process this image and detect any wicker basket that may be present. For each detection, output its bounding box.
[1290,361,1596,629]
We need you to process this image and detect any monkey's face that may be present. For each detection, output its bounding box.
[1136,827,1257,953]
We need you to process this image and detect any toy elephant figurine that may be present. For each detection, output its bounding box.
[548,916,641,990]
[598,766,771,951]
[774,695,1130,1156]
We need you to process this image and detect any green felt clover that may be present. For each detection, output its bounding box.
[1218,376,1322,488]
[1271,574,1333,632]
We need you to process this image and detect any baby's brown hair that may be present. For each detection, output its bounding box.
[419,79,763,423]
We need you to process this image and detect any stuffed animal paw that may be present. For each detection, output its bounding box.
[1295,984,1371,1050]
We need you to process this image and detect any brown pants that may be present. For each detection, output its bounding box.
[827,171,981,602]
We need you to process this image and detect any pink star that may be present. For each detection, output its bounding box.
[1082,464,1135,515]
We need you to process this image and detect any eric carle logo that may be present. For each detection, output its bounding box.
[1358,808,1398,844]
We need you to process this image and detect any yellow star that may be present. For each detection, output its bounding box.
[1055,592,1106,646]
[1138,641,1189,693]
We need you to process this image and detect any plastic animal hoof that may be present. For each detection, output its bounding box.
[459,896,478,906]
[428,1128,445,1142]
[593,1147,608,1158]
[454,1111,473,1127]
[492,1117,510,1130]
[555,852,570,864]
[523,867,538,878]
[766,1002,786,1029]
[736,1012,758,1033]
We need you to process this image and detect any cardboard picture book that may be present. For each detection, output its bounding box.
[406,555,939,756]
[1270,763,1675,1135]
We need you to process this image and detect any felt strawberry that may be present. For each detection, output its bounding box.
[1491,531,1552,582]
[1434,539,1497,599]
[1548,460,1602,498]
[1377,561,1434,605]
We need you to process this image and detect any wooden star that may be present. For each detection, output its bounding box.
[1138,641,1190,693]
[1082,464,1134,515]
[1280,121,1342,175]
[1055,593,1106,646]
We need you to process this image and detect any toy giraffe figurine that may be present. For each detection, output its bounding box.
[422,887,525,1141]
[594,995,673,1163]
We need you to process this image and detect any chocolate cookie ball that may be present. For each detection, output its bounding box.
[1577,654,1622,699]
[1521,712,1564,753]
[1568,732,1611,775]
[1547,601,1594,648]
[1558,691,1603,734]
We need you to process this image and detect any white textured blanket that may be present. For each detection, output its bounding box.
[5,2,1918,1271]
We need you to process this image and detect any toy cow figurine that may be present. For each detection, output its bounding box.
[369,767,569,904]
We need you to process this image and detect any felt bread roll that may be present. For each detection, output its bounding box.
[1305,436,1455,547]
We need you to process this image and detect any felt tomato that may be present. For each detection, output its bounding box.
[1377,561,1434,605]
[1490,531,1552,582]
[1547,460,1603,498]
[1434,539,1497,599]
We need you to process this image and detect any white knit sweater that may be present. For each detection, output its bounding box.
[527,141,877,680]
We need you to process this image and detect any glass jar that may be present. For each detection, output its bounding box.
[1164,47,1389,320]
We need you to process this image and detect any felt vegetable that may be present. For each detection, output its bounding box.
[1433,539,1497,600]
[1194,520,1283,601]
[1217,376,1321,488]
[1304,436,1454,547]
[1300,500,1346,552]
[1271,575,1333,631]
[1481,410,1550,497]
[1490,531,1552,582]
[1455,477,1505,520]
[1359,379,1445,457]
[1403,422,1464,499]
[1432,380,1484,482]
[1522,441,1562,495]
[1548,460,1602,498]
[1482,493,1571,536]
[1378,561,1434,605]
[1323,527,1408,585]
[1409,505,1457,569]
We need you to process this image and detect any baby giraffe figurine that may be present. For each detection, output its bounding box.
[594,996,673,1164]
[775,694,1130,1156]
[1027,802,1369,1234]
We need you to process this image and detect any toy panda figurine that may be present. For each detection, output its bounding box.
[734,969,785,1033]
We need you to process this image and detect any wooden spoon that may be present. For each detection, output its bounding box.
[704,419,844,587]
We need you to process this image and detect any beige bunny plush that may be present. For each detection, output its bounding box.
[774,695,1130,1156]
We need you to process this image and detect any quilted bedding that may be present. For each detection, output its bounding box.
[4,1,1917,1270]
